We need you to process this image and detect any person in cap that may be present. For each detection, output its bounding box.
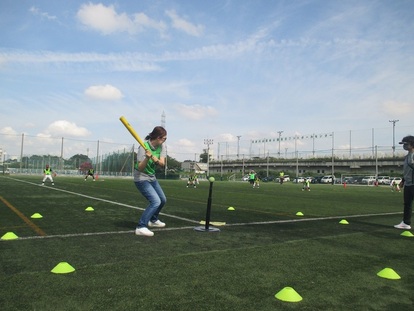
[394,135,414,230]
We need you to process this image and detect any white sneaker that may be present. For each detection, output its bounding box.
[394,221,411,230]
[148,220,166,228]
[135,227,154,236]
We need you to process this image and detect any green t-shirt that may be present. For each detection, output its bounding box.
[133,141,166,182]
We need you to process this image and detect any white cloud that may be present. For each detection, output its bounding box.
[165,10,204,37]
[77,3,166,36]
[77,3,134,34]
[381,100,414,117]
[0,126,18,135]
[84,84,123,101]
[29,6,57,21]
[168,138,198,160]
[0,50,162,72]
[133,12,167,33]
[176,138,195,147]
[43,120,91,137]
[174,104,218,120]
[217,133,237,142]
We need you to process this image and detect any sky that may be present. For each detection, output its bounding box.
[1,0,414,162]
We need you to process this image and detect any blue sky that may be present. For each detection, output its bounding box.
[1,0,414,161]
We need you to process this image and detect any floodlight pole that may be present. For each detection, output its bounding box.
[277,131,283,158]
[389,120,399,157]
[331,132,335,181]
[237,135,241,159]
[204,139,213,177]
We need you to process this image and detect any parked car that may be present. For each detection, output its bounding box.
[306,177,314,183]
[361,176,376,184]
[293,177,313,183]
[262,176,275,182]
[293,177,305,183]
[321,175,335,183]
[343,176,358,184]
[377,176,390,185]
[311,176,324,184]
[275,175,290,183]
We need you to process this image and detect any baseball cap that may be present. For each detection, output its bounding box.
[399,135,414,144]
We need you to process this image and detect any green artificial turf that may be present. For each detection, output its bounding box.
[1,175,413,310]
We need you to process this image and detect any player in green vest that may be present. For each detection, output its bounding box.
[302,178,311,191]
[248,170,255,187]
[85,168,95,181]
[42,164,55,186]
[279,171,285,184]
[187,174,197,188]
[134,126,168,237]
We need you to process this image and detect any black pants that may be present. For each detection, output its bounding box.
[403,185,414,225]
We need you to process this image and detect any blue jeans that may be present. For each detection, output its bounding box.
[134,180,167,228]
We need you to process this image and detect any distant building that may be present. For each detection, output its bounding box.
[181,162,207,174]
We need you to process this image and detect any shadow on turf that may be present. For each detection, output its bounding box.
[346,218,404,238]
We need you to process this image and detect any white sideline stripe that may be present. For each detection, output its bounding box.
[225,211,401,227]
[5,212,401,241]
[9,226,197,241]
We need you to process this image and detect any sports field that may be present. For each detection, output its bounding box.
[1,175,413,310]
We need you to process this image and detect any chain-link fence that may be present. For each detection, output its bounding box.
[1,124,414,175]
[1,133,135,176]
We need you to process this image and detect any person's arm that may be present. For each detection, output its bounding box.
[408,153,414,169]
[137,149,153,172]
[152,145,166,167]
[155,156,165,167]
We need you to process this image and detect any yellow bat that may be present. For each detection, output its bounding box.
[119,116,148,150]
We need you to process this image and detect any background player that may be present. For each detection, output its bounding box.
[42,164,55,186]
[85,168,96,181]
[187,174,197,188]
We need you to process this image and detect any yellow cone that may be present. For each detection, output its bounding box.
[227,207,235,211]
[85,206,94,211]
[1,232,19,240]
[377,268,401,280]
[296,212,304,216]
[339,219,349,225]
[275,287,303,302]
[400,231,414,237]
[51,262,76,274]
[31,213,43,219]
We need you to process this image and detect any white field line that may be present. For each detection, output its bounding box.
[11,177,199,224]
[4,177,402,241]
[224,211,401,227]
